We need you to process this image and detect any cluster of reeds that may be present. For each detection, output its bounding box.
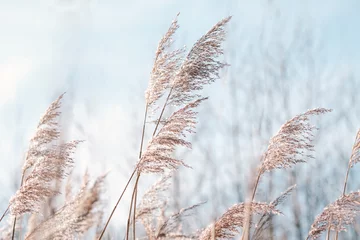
[1,13,360,240]
[0,94,106,240]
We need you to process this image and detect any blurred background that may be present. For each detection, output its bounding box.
[1,0,360,239]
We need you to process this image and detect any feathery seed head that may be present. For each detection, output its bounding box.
[169,17,231,106]
[199,202,280,240]
[138,98,207,173]
[22,93,65,173]
[145,13,186,110]
[260,108,331,174]
[25,174,106,240]
[10,140,83,216]
[307,191,360,239]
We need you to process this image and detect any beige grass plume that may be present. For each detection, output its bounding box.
[155,202,204,239]
[240,108,330,240]
[9,93,83,216]
[252,185,296,240]
[25,174,106,240]
[135,174,171,239]
[259,108,332,175]
[136,174,172,221]
[135,173,202,239]
[199,202,280,240]
[146,15,231,111]
[168,16,231,107]
[22,93,64,174]
[10,140,82,216]
[307,129,360,239]
[138,98,207,174]
[307,191,360,239]
[145,13,185,111]
[98,16,231,239]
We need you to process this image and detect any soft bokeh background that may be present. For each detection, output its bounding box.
[1,0,360,239]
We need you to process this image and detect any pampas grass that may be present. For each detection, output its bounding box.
[99,14,231,240]
[2,12,360,240]
[10,140,82,216]
[240,108,331,240]
[307,191,360,240]
[25,174,105,240]
[307,129,360,240]
[199,202,280,240]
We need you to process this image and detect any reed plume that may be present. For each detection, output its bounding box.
[168,16,231,107]
[307,191,360,239]
[308,129,360,239]
[136,174,172,221]
[252,185,296,240]
[199,202,280,240]
[155,202,204,239]
[25,174,106,240]
[137,98,207,174]
[95,15,233,239]
[9,140,82,216]
[22,93,64,173]
[259,108,332,175]
[241,108,331,240]
[7,93,83,240]
[135,173,202,239]
[145,13,185,111]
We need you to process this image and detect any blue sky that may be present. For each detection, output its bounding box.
[0,0,360,233]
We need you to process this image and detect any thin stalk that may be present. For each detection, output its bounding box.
[326,216,332,240]
[99,104,149,240]
[126,174,141,240]
[133,174,140,239]
[251,172,262,202]
[130,88,173,238]
[130,104,149,239]
[12,171,26,240]
[139,105,148,159]
[241,171,262,240]
[342,158,352,196]
[0,206,9,222]
[98,167,137,240]
[336,134,358,237]
[126,185,136,240]
[335,164,351,238]
[326,228,330,240]
[152,87,173,136]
